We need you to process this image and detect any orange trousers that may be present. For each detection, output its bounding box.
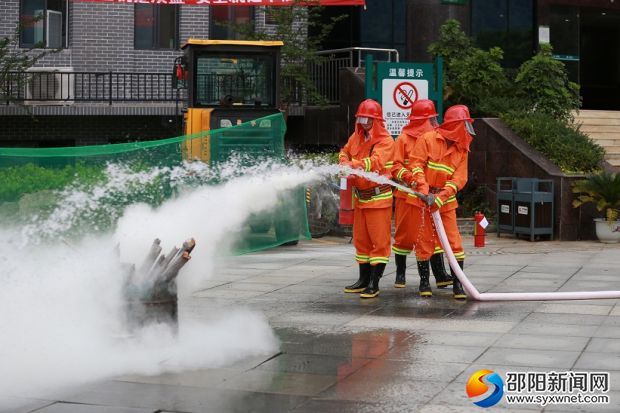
[411,205,464,261]
[393,197,445,257]
[392,197,417,255]
[353,206,392,265]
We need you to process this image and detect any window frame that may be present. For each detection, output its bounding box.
[194,51,276,108]
[134,4,180,51]
[209,6,255,40]
[19,0,69,49]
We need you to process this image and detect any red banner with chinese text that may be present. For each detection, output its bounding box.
[72,0,365,5]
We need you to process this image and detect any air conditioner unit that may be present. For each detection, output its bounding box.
[25,67,74,105]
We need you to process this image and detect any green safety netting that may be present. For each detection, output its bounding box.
[0,112,310,254]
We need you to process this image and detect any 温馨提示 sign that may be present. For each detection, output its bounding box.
[365,57,443,137]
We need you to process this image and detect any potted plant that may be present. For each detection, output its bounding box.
[573,172,620,243]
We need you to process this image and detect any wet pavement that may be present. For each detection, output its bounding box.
[6,235,620,412]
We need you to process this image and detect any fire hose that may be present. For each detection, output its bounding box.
[391,181,620,301]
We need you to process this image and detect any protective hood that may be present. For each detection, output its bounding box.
[437,121,473,152]
[355,119,392,144]
[401,118,436,139]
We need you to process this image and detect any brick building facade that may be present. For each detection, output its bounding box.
[0,1,280,145]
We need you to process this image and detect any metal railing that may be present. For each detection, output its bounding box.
[3,71,185,105]
[315,47,400,68]
[4,47,399,107]
[287,47,400,105]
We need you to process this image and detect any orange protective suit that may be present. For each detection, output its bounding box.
[407,121,471,261]
[339,119,395,265]
[390,119,435,256]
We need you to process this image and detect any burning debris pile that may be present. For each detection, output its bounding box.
[122,238,196,328]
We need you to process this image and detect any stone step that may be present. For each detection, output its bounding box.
[579,123,620,133]
[583,133,620,141]
[573,111,620,167]
[590,135,620,148]
[576,117,620,126]
[581,134,620,142]
[575,109,620,119]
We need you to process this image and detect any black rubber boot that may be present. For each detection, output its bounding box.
[416,260,432,297]
[452,260,467,300]
[394,254,406,288]
[361,263,385,298]
[344,263,371,293]
[430,253,453,289]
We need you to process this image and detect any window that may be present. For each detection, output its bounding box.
[471,0,534,67]
[210,6,254,40]
[264,7,277,25]
[134,5,179,50]
[359,0,405,57]
[20,0,68,48]
[195,53,275,107]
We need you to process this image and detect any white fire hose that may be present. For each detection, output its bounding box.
[395,182,620,301]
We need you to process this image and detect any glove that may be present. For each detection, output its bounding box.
[425,193,436,207]
[414,181,429,197]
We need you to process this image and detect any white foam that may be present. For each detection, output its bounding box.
[0,158,336,408]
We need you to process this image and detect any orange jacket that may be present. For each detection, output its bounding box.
[406,129,468,211]
[339,121,395,209]
[391,120,435,200]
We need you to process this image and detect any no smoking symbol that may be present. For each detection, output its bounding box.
[393,82,418,109]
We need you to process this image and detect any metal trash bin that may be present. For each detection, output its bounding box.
[496,178,554,241]
[497,178,515,236]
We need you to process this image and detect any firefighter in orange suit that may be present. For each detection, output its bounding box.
[339,99,395,299]
[407,105,475,299]
[390,99,453,294]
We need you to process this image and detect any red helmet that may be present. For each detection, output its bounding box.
[355,99,384,121]
[409,99,438,120]
[443,104,473,124]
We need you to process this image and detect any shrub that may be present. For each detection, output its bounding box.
[515,44,581,122]
[429,21,600,174]
[428,19,472,102]
[501,111,604,174]
[475,95,529,118]
[0,163,106,202]
[450,47,510,112]
[573,172,620,224]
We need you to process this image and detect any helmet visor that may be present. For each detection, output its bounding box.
[465,121,476,136]
[356,117,370,125]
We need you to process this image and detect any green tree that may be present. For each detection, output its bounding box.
[450,47,509,111]
[428,19,472,101]
[0,17,50,103]
[429,20,509,110]
[428,20,602,174]
[515,43,581,122]
[225,2,346,110]
[427,19,472,70]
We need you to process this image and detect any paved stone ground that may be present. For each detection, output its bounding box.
[6,235,620,413]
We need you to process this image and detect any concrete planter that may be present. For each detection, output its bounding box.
[594,218,620,243]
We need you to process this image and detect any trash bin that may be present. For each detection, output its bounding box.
[496,178,554,241]
[496,178,515,236]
